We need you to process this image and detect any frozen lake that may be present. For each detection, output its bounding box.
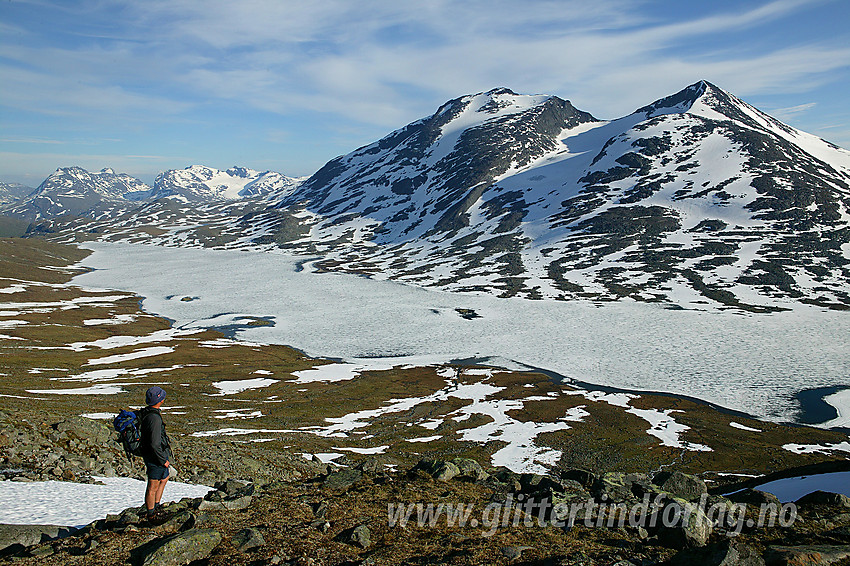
[73,243,850,423]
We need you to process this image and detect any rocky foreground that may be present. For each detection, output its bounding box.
[1,415,849,566]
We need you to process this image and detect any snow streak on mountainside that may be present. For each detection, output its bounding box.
[20,82,850,311]
[0,183,35,205]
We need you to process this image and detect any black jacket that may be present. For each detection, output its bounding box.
[139,406,173,466]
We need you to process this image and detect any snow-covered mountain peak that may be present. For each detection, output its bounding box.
[2,166,152,220]
[631,81,850,176]
[634,80,767,124]
[0,182,35,206]
[634,80,717,120]
[282,87,598,240]
[426,87,578,134]
[688,83,850,175]
[2,164,305,223]
[41,166,151,199]
[151,165,303,202]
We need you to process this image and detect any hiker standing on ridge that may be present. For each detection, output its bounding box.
[139,386,173,518]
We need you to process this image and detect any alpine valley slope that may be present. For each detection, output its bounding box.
[0,183,34,206]
[20,81,850,311]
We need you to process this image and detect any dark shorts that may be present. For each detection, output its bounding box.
[145,462,169,480]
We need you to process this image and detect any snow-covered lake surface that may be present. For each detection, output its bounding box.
[73,243,850,423]
[0,477,212,526]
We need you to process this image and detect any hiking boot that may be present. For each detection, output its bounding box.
[147,508,169,526]
[139,508,164,524]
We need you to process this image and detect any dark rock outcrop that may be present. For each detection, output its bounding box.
[134,528,222,566]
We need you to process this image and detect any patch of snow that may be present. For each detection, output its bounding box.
[729,421,763,432]
[57,365,187,383]
[418,419,443,430]
[290,362,393,384]
[300,452,344,463]
[81,412,115,420]
[85,346,174,366]
[333,445,389,455]
[210,377,278,395]
[26,384,126,395]
[0,334,26,340]
[190,427,295,437]
[406,435,442,443]
[570,388,711,451]
[782,441,850,455]
[0,476,212,526]
[567,389,639,408]
[212,409,263,419]
[0,393,49,400]
[0,285,27,294]
[563,405,591,421]
[82,314,139,326]
[69,328,200,352]
[627,408,712,452]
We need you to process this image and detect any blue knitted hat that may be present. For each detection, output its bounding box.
[145,386,166,406]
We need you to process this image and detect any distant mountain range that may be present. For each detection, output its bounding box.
[1,165,305,221]
[4,81,850,311]
[150,165,302,202]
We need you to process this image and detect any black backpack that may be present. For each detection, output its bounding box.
[113,409,142,460]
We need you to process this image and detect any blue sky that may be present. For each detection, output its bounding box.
[1,0,849,186]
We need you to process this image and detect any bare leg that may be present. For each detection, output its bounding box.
[154,477,169,506]
[145,479,160,511]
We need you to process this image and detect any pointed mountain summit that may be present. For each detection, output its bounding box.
[282,88,597,241]
[636,80,773,124]
[635,79,713,118]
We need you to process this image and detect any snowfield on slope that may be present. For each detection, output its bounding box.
[73,242,850,424]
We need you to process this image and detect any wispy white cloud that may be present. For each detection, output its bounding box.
[627,0,824,41]
[768,102,818,120]
[1,0,848,180]
[4,0,847,122]
[0,63,193,119]
[0,138,65,145]
[122,0,848,123]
